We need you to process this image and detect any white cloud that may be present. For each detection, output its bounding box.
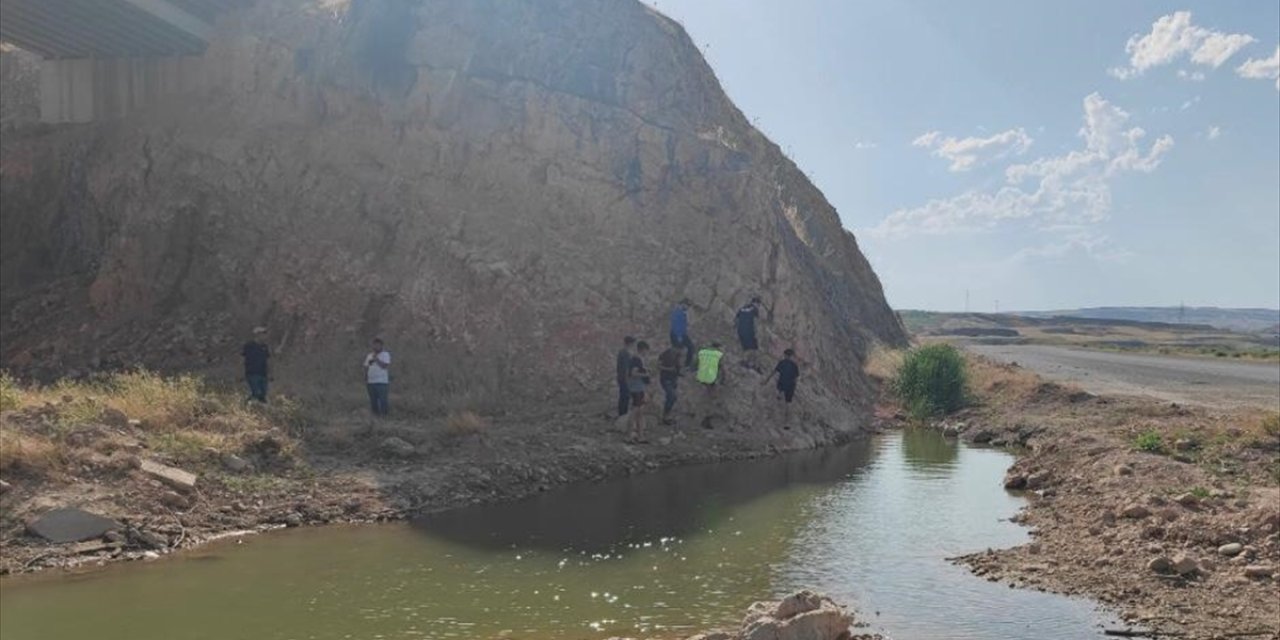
[1111,11,1255,79]
[1176,69,1206,81]
[870,93,1173,240]
[1236,45,1280,90]
[853,140,879,150]
[1207,125,1222,140]
[1008,232,1134,264]
[1179,96,1200,110]
[911,128,1034,172]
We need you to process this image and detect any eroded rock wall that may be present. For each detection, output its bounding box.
[0,0,904,421]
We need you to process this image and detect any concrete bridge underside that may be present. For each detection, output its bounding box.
[0,0,239,122]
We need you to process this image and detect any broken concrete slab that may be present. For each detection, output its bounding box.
[139,459,198,492]
[26,508,121,543]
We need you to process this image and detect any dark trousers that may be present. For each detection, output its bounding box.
[660,376,678,415]
[367,383,390,416]
[617,379,630,416]
[670,331,695,368]
[246,374,268,403]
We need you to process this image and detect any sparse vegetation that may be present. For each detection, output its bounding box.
[445,410,489,437]
[0,370,300,480]
[1134,430,1165,453]
[892,344,970,419]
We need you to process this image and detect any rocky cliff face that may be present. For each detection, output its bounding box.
[0,0,905,422]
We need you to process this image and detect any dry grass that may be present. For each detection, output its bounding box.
[0,430,63,477]
[0,370,304,480]
[966,355,1055,406]
[863,345,905,384]
[445,410,488,437]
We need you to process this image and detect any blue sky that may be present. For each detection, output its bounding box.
[652,1,1280,311]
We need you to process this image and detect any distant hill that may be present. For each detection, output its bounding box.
[1014,307,1279,333]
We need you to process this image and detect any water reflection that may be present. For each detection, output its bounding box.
[415,439,875,552]
[900,426,959,470]
[0,431,1112,640]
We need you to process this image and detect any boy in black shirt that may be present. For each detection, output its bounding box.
[241,327,270,403]
[762,349,800,427]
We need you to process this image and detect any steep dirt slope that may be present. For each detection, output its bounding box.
[0,0,904,425]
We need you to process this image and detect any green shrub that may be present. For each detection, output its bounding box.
[893,344,969,419]
[1134,430,1165,453]
[0,372,18,412]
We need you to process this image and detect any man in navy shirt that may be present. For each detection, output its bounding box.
[735,296,762,368]
[241,327,270,403]
[762,348,800,428]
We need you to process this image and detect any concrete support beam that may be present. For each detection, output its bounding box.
[118,0,212,42]
[39,55,204,123]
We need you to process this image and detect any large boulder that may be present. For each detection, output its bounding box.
[739,590,853,640]
[26,508,121,543]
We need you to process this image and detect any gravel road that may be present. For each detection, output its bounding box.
[966,343,1280,409]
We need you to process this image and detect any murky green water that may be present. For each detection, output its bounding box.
[0,431,1112,639]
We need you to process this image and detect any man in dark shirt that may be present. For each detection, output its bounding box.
[615,336,636,418]
[241,327,270,403]
[735,296,762,368]
[762,348,801,428]
[657,342,684,425]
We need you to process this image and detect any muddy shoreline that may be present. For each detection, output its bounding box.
[0,381,871,576]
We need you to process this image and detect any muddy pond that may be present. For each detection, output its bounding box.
[0,429,1115,639]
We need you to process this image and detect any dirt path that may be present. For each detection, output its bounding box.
[965,343,1280,409]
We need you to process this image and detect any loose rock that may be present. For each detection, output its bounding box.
[1218,543,1243,557]
[139,459,198,492]
[1243,565,1273,579]
[26,508,122,544]
[379,437,416,458]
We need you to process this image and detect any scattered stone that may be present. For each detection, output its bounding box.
[1243,565,1273,579]
[686,634,733,640]
[1147,556,1172,573]
[139,459,198,492]
[221,453,253,473]
[1171,554,1199,576]
[99,407,129,428]
[1003,473,1027,490]
[379,437,416,458]
[159,491,192,510]
[284,513,303,527]
[1172,438,1196,451]
[0,479,11,494]
[67,540,113,555]
[1113,464,1134,477]
[1025,471,1051,490]
[1174,493,1199,507]
[1120,504,1151,519]
[26,508,122,543]
[1218,543,1244,557]
[132,529,169,550]
[103,530,125,543]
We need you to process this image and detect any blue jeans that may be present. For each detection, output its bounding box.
[367,383,390,416]
[246,374,268,403]
[660,376,678,416]
[617,379,630,416]
[669,331,695,368]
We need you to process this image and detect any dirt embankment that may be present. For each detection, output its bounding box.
[872,355,1280,640]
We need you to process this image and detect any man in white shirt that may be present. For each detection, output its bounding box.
[364,338,391,416]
